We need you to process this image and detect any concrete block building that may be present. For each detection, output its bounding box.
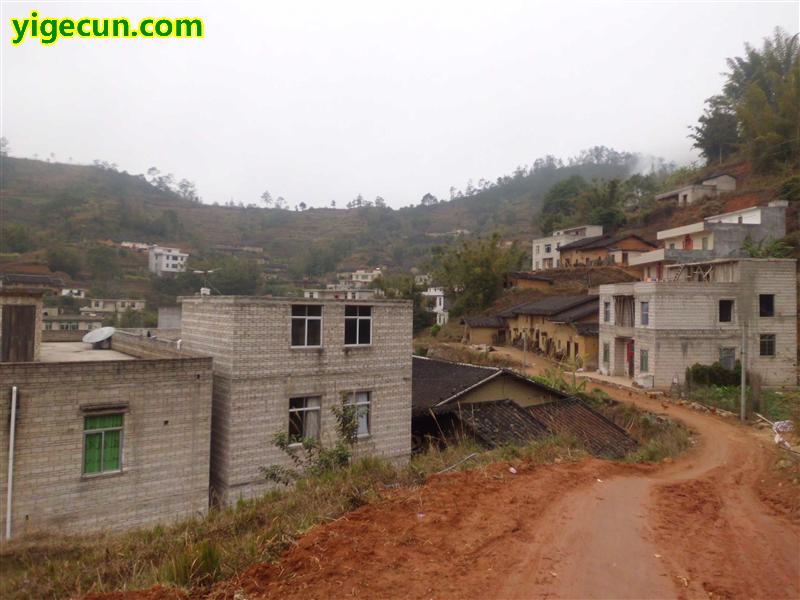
[180,296,413,505]
[598,258,797,389]
[0,328,212,538]
[655,173,737,207]
[532,225,603,270]
[632,201,789,281]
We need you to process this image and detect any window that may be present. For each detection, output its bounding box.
[602,343,610,364]
[291,305,322,346]
[68,322,79,330]
[759,294,774,317]
[44,321,53,331]
[668,243,675,250]
[640,349,649,373]
[83,414,123,475]
[288,396,321,443]
[535,245,540,255]
[603,302,610,322]
[719,300,734,323]
[544,244,551,253]
[345,391,372,437]
[759,334,776,357]
[574,342,579,356]
[345,305,372,345]
[719,347,736,370]
[640,302,649,326]
[701,237,709,250]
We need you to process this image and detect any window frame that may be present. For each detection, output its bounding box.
[718,299,734,323]
[759,294,775,318]
[82,413,124,477]
[602,342,610,365]
[603,302,610,323]
[291,304,323,348]
[345,391,372,438]
[640,301,650,326]
[759,334,776,357]
[288,396,322,445]
[640,348,649,373]
[344,305,373,346]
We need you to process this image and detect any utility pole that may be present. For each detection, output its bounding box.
[740,319,747,422]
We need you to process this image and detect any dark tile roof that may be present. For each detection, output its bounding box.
[527,398,638,459]
[412,357,568,415]
[558,234,656,251]
[506,295,596,317]
[506,272,555,283]
[573,322,600,336]
[548,297,599,323]
[412,357,498,414]
[0,273,64,287]
[462,315,505,328]
[445,400,550,447]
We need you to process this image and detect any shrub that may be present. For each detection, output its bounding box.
[685,361,740,387]
[430,324,442,337]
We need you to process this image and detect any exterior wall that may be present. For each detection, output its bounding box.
[180,297,413,505]
[598,260,797,388]
[157,306,183,330]
[42,329,87,342]
[454,374,565,407]
[0,354,212,537]
[43,318,102,331]
[560,248,610,266]
[702,174,736,192]
[531,226,603,270]
[148,247,188,277]
[465,326,498,345]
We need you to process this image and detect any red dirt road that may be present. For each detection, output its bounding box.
[197,391,799,600]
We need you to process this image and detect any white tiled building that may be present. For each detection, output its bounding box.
[532,225,603,270]
[148,245,189,277]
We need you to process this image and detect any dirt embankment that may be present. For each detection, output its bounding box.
[90,379,800,600]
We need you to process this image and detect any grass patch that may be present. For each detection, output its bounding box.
[689,385,800,423]
[0,438,584,600]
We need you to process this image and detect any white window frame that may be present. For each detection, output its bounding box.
[345,305,372,346]
[345,391,372,438]
[640,301,649,326]
[288,396,322,444]
[291,304,323,348]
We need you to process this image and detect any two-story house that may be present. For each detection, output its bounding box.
[148,245,189,277]
[532,225,603,270]
[598,258,797,389]
[180,296,413,504]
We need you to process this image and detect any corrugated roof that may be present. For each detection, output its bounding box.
[527,398,638,459]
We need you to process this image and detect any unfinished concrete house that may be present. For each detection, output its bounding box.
[655,173,737,207]
[631,201,789,281]
[180,296,413,505]
[0,275,212,538]
[598,258,797,389]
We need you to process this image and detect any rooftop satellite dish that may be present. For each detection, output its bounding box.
[83,326,116,346]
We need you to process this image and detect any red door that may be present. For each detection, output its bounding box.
[626,340,635,377]
[683,235,693,250]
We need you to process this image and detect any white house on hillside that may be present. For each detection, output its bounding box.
[148,245,189,277]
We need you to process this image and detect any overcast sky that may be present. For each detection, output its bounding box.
[1,1,797,208]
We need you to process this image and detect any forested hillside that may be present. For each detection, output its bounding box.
[0,146,644,278]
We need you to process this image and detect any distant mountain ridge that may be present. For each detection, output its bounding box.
[0,152,639,273]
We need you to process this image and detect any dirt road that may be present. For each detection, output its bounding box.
[204,388,798,600]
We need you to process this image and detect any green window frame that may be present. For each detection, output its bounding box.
[640,349,649,373]
[83,413,123,475]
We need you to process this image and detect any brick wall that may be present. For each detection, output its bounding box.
[0,356,212,537]
[181,297,413,504]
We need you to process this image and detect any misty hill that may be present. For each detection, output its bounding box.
[0,150,639,275]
